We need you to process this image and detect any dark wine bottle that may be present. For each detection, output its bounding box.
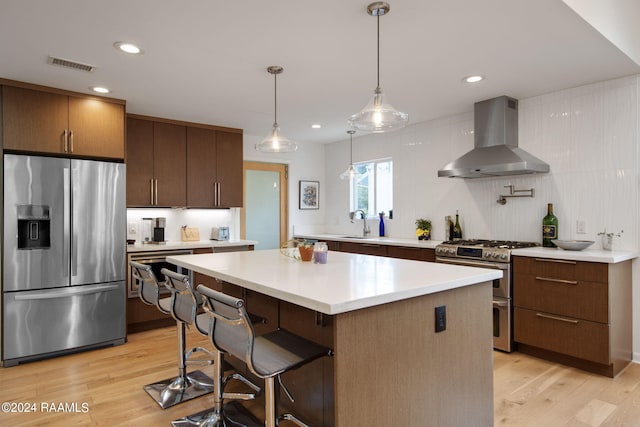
[452,210,462,240]
[542,203,558,247]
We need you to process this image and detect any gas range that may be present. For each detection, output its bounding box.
[435,239,539,263]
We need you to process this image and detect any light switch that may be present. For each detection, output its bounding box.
[576,220,586,234]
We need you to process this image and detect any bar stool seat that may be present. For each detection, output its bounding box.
[197,285,332,427]
[129,261,214,409]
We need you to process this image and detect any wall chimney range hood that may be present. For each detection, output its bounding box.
[438,96,550,178]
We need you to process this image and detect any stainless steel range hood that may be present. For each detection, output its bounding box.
[438,96,550,178]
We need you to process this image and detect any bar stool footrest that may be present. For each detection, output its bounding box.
[278,413,310,427]
[223,372,261,401]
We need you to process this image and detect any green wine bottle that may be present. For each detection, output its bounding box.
[542,203,558,247]
[453,210,462,240]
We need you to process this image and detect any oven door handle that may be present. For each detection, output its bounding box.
[436,257,508,270]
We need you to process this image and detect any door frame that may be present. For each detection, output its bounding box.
[241,161,288,246]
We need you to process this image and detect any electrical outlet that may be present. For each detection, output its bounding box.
[435,305,446,333]
[576,219,587,234]
[128,222,138,235]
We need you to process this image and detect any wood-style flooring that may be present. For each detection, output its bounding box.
[1,326,640,426]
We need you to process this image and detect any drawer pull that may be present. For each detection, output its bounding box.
[535,276,578,285]
[535,312,579,324]
[534,258,577,265]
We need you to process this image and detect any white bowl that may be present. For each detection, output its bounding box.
[551,240,595,251]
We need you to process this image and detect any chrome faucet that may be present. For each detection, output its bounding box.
[349,210,370,238]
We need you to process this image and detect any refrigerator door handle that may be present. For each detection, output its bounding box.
[14,283,121,300]
[63,166,70,278]
[71,166,79,276]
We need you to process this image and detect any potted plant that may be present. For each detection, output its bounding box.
[597,229,623,251]
[415,218,432,240]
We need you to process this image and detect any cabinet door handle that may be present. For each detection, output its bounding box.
[150,180,154,205]
[534,258,576,265]
[217,182,221,206]
[69,130,74,153]
[213,182,217,207]
[535,312,579,324]
[63,129,69,152]
[154,179,158,205]
[535,276,578,285]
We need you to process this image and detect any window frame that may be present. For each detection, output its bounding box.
[349,157,393,219]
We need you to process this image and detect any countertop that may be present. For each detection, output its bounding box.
[297,233,637,264]
[294,233,441,249]
[126,239,257,253]
[511,246,637,263]
[167,249,502,315]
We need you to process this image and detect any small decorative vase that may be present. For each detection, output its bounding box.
[602,235,613,251]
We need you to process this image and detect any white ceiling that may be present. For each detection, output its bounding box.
[1,0,639,145]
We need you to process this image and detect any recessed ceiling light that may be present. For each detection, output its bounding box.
[114,41,143,55]
[90,86,110,94]
[311,124,321,129]
[463,75,484,83]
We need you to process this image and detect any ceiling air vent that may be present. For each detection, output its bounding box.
[47,56,95,73]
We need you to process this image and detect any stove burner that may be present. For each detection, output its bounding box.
[441,239,539,249]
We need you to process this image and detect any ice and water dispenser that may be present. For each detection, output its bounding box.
[17,205,51,249]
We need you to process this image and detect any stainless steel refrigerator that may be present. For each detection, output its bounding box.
[2,154,126,366]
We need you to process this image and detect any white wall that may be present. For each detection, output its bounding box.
[324,74,640,360]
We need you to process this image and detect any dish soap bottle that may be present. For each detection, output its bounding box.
[379,212,385,237]
[542,203,558,247]
[452,210,462,240]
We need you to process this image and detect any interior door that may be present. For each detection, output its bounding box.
[71,159,126,285]
[242,162,288,250]
[3,154,69,291]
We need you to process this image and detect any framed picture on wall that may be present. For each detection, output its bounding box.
[299,180,319,210]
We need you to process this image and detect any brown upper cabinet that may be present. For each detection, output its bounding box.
[126,114,243,208]
[2,83,125,159]
[126,117,187,207]
[187,127,243,208]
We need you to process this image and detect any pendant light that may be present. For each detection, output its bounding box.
[340,130,357,180]
[255,66,298,153]
[348,2,408,133]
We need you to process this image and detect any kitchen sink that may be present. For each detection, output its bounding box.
[340,235,370,239]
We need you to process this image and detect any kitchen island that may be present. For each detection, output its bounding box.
[168,249,502,426]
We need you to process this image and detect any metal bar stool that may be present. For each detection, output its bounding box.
[163,269,261,427]
[197,285,333,427]
[129,261,214,409]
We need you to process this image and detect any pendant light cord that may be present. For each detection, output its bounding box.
[350,134,353,164]
[376,14,380,90]
[273,72,278,126]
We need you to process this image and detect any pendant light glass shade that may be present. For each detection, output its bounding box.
[349,2,408,133]
[256,66,298,153]
[258,124,297,153]
[340,130,357,180]
[349,87,408,132]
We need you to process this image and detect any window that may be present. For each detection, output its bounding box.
[350,158,393,218]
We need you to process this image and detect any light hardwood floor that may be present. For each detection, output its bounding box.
[1,326,640,426]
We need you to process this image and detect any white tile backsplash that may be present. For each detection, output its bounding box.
[325,74,639,251]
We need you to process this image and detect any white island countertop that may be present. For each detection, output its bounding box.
[167,249,502,315]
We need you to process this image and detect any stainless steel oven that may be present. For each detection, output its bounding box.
[435,239,539,353]
[127,250,193,298]
[436,255,512,352]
